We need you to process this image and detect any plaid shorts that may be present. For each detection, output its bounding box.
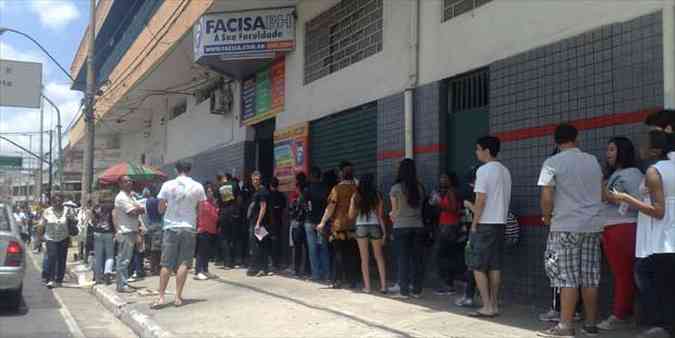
[544,232,601,288]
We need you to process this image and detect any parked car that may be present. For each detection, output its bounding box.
[0,201,26,310]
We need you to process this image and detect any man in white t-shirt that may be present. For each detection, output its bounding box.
[537,124,604,338]
[467,136,512,318]
[114,176,145,293]
[153,161,206,309]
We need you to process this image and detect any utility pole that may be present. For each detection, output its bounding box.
[38,96,44,203]
[82,0,96,205]
[48,130,53,200]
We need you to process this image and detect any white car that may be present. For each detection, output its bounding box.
[0,202,26,310]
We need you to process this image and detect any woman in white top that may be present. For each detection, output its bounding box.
[611,130,675,338]
[38,193,72,288]
[348,173,386,294]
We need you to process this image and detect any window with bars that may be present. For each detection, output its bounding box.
[443,0,493,22]
[304,0,383,84]
[449,68,489,113]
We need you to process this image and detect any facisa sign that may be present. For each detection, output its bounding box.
[0,59,42,109]
[194,7,295,61]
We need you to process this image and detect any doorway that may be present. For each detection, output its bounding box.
[446,69,490,181]
[254,118,275,180]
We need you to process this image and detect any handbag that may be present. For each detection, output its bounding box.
[67,218,80,237]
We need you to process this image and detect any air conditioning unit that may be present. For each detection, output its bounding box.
[210,82,233,115]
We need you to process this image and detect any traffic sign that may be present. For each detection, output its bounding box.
[0,156,23,168]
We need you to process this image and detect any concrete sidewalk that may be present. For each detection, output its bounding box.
[85,265,641,338]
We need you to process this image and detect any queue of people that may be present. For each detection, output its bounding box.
[24,109,674,338]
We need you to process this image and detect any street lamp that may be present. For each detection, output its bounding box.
[1,26,74,197]
[0,27,76,82]
[42,95,63,194]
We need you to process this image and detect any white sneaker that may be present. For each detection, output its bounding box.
[538,309,561,322]
[390,292,409,300]
[598,315,631,331]
[454,296,475,307]
[45,281,55,289]
[388,284,401,293]
[195,273,209,281]
[636,327,671,338]
[127,276,137,283]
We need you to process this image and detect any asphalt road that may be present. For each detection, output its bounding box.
[0,251,136,338]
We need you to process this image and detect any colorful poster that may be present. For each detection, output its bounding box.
[240,56,285,125]
[274,123,310,192]
[241,77,257,122]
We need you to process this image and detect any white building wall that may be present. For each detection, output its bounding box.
[418,0,665,85]
[279,0,413,129]
[165,82,246,163]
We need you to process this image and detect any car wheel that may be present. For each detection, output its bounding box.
[7,285,23,311]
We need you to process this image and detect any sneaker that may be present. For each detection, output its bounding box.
[539,309,561,323]
[267,271,275,276]
[116,286,134,293]
[598,315,631,331]
[388,284,401,293]
[537,324,575,338]
[127,276,137,283]
[255,271,266,277]
[411,292,422,299]
[434,287,457,296]
[580,325,599,336]
[45,281,55,289]
[195,273,209,281]
[454,296,475,307]
[390,293,410,300]
[636,327,671,338]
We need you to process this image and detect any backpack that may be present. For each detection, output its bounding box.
[504,211,520,249]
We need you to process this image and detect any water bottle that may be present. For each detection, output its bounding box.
[618,202,629,216]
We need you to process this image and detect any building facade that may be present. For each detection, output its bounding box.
[68,0,674,305]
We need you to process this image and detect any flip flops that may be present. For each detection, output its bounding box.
[468,311,498,318]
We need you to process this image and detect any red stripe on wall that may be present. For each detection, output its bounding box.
[377,144,447,160]
[495,108,662,142]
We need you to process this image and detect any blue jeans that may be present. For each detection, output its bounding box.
[305,222,330,280]
[93,232,114,281]
[116,232,136,289]
[395,227,427,296]
[46,239,68,283]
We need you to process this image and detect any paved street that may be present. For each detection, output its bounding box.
[0,252,136,338]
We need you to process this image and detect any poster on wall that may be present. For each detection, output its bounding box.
[241,57,285,125]
[193,7,295,61]
[274,123,309,192]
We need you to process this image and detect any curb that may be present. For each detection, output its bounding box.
[90,284,175,338]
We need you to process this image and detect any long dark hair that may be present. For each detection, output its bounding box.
[396,158,421,208]
[355,174,379,219]
[606,136,637,177]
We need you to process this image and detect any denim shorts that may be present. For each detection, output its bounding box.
[355,224,383,240]
[160,228,196,271]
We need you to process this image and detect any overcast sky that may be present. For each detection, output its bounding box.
[0,0,89,166]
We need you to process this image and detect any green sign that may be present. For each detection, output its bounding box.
[255,69,271,114]
[0,156,22,168]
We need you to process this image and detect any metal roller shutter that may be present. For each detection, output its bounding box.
[310,102,378,178]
